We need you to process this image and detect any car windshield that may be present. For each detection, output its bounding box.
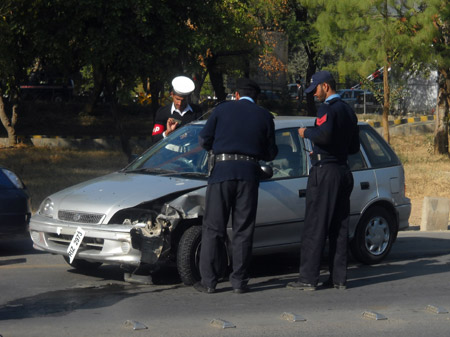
[125,124,208,178]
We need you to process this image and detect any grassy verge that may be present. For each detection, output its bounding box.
[0,146,128,211]
[1,131,449,226]
[390,133,450,227]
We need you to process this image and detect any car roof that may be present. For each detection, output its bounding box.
[193,115,368,129]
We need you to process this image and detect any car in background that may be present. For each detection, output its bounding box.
[337,89,373,109]
[20,72,74,102]
[259,90,282,101]
[29,117,411,285]
[0,166,31,238]
[354,91,383,114]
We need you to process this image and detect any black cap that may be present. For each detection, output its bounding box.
[304,71,334,94]
[236,78,261,94]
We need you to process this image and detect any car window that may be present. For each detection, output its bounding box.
[359,125,400,168]
[348,151,367,171]
[340,91,352,99]
[126,125,208,175]
[263,129,307,179]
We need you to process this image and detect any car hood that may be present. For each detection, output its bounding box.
[48,172,207,221]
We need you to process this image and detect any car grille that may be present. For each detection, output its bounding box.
[58,210,105,224]
[47,233,103,250]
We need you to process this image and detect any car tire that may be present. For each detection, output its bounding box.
[177,225,229,286]
[63,256,102,270]
[350,206,396,265]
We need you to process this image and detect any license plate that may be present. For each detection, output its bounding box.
[67,227,86,264]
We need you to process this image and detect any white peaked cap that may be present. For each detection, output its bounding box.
[172,76,195,96]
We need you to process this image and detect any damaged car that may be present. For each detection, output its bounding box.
[29,117,411,285]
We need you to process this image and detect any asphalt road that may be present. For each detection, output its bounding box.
[0,230,449,337]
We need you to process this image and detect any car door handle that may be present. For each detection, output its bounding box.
[299,189,306,198]
[360,182,370,190]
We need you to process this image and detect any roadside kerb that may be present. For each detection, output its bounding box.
[0,134,153,149]
[0,115,436,149]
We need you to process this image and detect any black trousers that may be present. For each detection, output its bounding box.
[199,180,259,289]
[299,163,354,286]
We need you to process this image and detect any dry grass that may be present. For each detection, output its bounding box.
[1,131,448,227]
[0,145,128,211]
[390,133,450,226]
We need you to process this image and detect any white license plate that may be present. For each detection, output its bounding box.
[67,227,86,263]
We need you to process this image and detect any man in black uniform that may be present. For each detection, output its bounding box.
[151,76,203,143]
[287,71,360,291]
[194,78,277,294]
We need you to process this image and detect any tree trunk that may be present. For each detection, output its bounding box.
[207,56,226,102]
[104,80,131,159]
[303,41,317,116]
[0,95,18,147]
[149,78,163,116]
[82,67,105,115]
[433,68,449,155]
[382,62,391,143]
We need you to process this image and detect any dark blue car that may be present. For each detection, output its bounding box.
[0,166,31,238]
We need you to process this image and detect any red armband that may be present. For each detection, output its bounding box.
[152,124,165,135]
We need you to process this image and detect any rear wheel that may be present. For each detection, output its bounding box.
[350,206,397,264]
[176,226,229,285]
[63,256,102,270]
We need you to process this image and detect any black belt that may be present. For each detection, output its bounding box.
[215,153,258,163]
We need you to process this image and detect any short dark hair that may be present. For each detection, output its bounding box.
[324,78,337,91]
[236,78,261,100]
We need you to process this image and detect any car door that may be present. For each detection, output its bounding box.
[253,128,308,252]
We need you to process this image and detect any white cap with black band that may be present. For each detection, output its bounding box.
[172,76,195,96]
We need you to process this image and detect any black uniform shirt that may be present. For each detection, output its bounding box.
[304,95,360,166]
[152,103,203,143]
[199,99,277,183]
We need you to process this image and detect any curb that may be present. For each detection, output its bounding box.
[366,114,435,128]
[0,134,153,149]
[0,115,436,149]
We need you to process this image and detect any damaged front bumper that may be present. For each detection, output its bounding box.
[30,215,143,266]
[29,213,174,267]
[29,186,207,268]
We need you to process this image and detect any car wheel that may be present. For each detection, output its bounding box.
[350,206,396,265]
[63,256,102,270]
[176,225,229,286]
[53,95,64,103]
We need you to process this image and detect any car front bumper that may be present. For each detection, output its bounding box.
[29,214,142,266]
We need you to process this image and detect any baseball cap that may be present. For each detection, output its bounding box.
[172,76,195,96]
[304,71,334,94]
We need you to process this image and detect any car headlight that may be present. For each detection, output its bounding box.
[39,198,55,218]
[1,168,25,189]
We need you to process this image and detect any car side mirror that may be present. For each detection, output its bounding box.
[259,165,273,180]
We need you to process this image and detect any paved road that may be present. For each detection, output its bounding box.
[0,230,449,337]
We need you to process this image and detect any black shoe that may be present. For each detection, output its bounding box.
[233,285,250,294]
[193,282,216,294]
[286,280,317,291]
[322,278,347,290]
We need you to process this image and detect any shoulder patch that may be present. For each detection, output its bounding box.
[316,114,327,126]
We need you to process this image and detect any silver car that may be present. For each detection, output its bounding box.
[29,117,411,285]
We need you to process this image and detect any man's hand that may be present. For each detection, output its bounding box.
[165,118,179,136]
[298,127,306,138]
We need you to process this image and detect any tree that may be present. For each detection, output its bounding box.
[0,1,37,146]
[411,1,450,155]
[305,0,421,142]
[286,1,324,115]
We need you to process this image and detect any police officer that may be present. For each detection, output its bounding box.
[151,76,203,143]
[287,71,360,291]
[194,78,277,294]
